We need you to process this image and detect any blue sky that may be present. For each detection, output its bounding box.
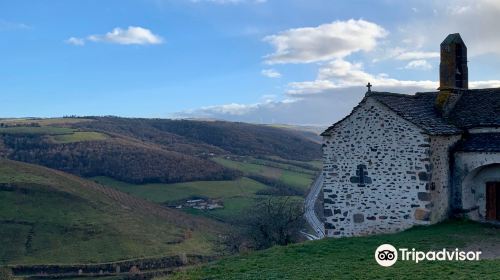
[2,0,500,125]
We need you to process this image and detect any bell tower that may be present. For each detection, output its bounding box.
[439,33,468,90]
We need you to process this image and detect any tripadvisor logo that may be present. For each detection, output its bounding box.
[375,244,482,267]
[375,244,398,267]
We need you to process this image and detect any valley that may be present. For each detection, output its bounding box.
[0,117,322,278]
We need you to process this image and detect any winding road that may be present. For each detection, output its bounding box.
[304,174,325,239]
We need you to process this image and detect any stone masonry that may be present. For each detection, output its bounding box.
[322,98,434,237]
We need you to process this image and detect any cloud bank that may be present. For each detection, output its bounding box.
[178,2,500,125]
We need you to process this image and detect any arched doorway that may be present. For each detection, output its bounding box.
[461,163,500,221]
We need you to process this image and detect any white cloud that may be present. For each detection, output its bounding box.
[65,37,85,46]
[404,59,432,70]
[370,48,439,63]
[197,103,261,115]
[288,59,437,95]
[174,94,356,126]
[176,75,500,125]
[181,4,500,125]
[395,51,439,60]
[470,80,500,88]
[261,69,282,78]
[263,19,387,64]
[67,26,164,46]
[88,26,163,45]
[287,56,500,95]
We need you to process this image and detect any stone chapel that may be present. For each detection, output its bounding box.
[321,33,500,237]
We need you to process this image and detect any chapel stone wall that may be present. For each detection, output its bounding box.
[322,98,434,237]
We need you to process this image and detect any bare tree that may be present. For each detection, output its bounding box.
[245,197,305,249]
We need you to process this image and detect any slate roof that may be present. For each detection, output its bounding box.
[368,92,461,135]
[455,133,500,152]
[321,88,500,136]
[447,88,500,128]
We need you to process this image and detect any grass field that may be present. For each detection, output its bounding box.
[92,176,267,203]
[93,156,317,223]
[0,159,222,265]
[168,220,500,279]
[213,157,316,191]
[50,131,108,143]
[243,157,318,175]
[0,124,108,145]
[263,155,323,170]
[93,176,270,222]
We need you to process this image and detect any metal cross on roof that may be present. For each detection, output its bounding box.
[366,82,372,92]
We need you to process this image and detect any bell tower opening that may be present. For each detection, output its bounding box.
[439,33,468,90]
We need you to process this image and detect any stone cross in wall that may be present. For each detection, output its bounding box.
[350,164,372,187]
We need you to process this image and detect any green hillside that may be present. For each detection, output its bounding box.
[73,117,322,161]
[169,220,500,279]
[92,155,319,223]
[213,157,316,192]
[92,176,269,222]
[0,117,321,185]
[0,159,224,265]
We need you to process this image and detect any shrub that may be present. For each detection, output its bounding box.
[0,267,14,280]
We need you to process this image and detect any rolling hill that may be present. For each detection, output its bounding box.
[0,117,321,184]
[0,159,225,265]
[0,117,323,271]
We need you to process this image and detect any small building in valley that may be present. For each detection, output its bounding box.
[321,33,500,237]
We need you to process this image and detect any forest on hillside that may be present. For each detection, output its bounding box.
[0,117,321,184]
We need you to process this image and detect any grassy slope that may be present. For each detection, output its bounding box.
[0,159,223,265]
[56,117,323,161]
[213,157,316,192]
[49,131,109,143]
[169,220,500,279]
[93,155,319,223]
[0,124,108,145]
[92,176,269,222]
[92,176,267,203]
